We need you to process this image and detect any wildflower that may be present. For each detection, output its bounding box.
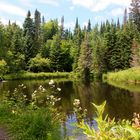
[12,110,15,114]
[33,90,37,94]
[23,95,27,98]
[39,85,43,90]
[49,80,54,85]
[79,107,82,111]
[57,98,61,101]
[32,93,36,98]
[73,99,80,106]
[42,88,46,92]
[57,88,61,91]
[50,95,54,99]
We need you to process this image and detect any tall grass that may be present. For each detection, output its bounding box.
[4,71,70,80]
[104,67,140,84]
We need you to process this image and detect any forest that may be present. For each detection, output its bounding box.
[0,0,140,79]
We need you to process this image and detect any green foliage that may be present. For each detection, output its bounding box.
[42,19,58,41]
[28,54,51,72]
[0,84,62,140]
[0,59,8,76]
[129,0,140,31]
[0,4,140,78]
[78,33,92,79]
[76,101,140,140]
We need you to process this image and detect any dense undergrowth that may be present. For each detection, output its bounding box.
[0,82,62,140]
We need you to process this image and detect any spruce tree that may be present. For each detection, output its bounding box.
[129,0,140,31]
[50,34,62,71]
[78,32,92,79]
[123,8,128,30]
[87,19,91,32]
[23,11,35,64]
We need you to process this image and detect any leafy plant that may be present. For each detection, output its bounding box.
[76,101,140,140]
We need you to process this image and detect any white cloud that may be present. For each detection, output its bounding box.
[71,0,131,12]
[19,0,33,7]
[70,6,75,11]
[0,2,26,17]
[39,0,59,6]
[110,8,124,17]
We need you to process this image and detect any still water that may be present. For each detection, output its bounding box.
[0,80,140,138]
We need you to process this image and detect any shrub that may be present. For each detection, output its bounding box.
[0,59,8,76]
[28,54,51,72]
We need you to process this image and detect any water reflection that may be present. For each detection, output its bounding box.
[0,80,140,138]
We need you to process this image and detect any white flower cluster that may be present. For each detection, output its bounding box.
[73,99,80,107]
[49,80,54,85]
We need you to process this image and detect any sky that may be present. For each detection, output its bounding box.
[0,0,132,29]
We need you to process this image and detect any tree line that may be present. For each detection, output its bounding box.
[0,0,140,78]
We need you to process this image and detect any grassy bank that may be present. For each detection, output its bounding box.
[104,67,140,84]
[3,72,71,80]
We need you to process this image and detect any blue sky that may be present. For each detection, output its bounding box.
[0,0,131,29]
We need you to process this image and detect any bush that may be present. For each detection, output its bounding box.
[0,59,8,76]
[28,54,51,72]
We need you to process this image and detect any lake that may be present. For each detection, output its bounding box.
[0,80,140,139]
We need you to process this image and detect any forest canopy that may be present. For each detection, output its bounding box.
[0,0,140,78]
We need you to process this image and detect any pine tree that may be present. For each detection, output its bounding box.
[78,32,92,79]
[34,9,42,53]
[87,19,91,32]
[129,0,140,31]
[34,9,41,40]
[23,11,36,64]
[60,16,65,39]
[123,8,128,30]
[117,18,120,30]
[50,34,62,71]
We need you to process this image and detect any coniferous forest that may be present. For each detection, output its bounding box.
[0,0,140,79]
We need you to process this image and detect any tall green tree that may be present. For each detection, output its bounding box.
[87,19,91,32]
[23,11,36,64]
[50,34,62,71]
[78,32,92,79]
[129,0,140,31]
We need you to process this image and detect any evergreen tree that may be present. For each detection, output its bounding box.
[78,32,92,79]
[34,9,41,40]
[87,19,91,32]
[50,34,62,71]
[23,11,36,64]
[123,8,128,30]
[34,9,42,53]
[129,0,140,31]
[117,18,121,30]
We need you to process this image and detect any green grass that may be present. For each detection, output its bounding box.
[104,67,140,84]
[103,67,140,92]
[4,72,70,80]
[0,105,61,140]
